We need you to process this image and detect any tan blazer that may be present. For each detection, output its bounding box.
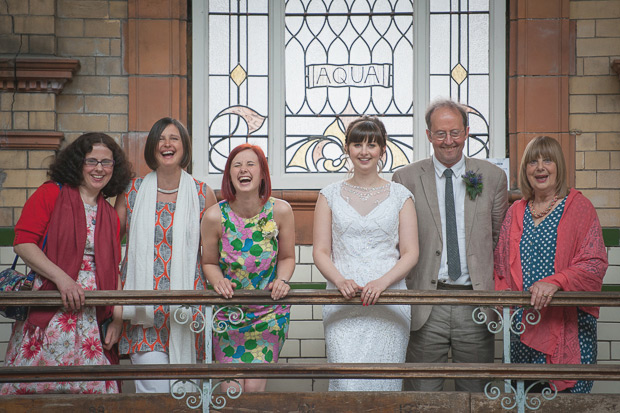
[392,157,508,331]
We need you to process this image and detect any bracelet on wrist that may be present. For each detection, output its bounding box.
[278,279,289,284]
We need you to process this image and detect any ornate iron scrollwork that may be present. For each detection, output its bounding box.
[484,381,558,411]
[472,306,541,335]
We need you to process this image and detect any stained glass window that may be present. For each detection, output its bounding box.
[207,0,269,173]
[284,0,414,173]
[429,0,491,158]
[194,0,504,183]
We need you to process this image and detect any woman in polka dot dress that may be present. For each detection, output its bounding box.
[494,136,608,393]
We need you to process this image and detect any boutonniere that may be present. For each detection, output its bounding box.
[462,170,483,200]
[257,216,279,240]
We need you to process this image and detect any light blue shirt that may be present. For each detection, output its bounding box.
[432,155,471,285]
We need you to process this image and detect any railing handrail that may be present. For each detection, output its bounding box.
[1,289,620,307]
[1,363,620,383]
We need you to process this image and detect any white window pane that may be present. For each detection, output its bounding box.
[430,14,451,74]
[430,75,451,102]
[430,0,451,12]
[469,14,489,73]
[469,0,489,12]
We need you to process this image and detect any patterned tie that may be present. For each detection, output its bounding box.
[444,168,461,280]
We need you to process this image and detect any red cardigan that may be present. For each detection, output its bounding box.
[14,182,121,365]
[14,182,63,247]
[494,189,608,391]
[14,181,121,247]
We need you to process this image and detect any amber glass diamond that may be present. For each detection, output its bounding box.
[230,64,247,87]
[451,63,468,85]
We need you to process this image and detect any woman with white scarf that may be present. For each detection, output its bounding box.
[115,117,217,393]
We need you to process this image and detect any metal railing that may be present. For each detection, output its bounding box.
[2,290,620,413]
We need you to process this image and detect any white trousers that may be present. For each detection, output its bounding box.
[130,351,170,393]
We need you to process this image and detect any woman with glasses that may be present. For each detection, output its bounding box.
[1,133,132,394]
[495,136,608,393]
[115,117,217,393]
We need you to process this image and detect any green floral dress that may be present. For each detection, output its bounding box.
[213,198,290,363]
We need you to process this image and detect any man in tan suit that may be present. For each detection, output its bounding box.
[392,99,508,392]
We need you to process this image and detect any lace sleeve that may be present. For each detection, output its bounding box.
[391,182,414,210]
[319,181,340,210]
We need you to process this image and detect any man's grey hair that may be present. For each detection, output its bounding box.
[425,99,468,129]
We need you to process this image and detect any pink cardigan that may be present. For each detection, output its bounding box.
[494,189,608,391]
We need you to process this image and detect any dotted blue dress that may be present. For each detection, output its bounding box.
[510,197,596,393]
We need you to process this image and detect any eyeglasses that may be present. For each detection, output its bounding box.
[527,159,554,167]
[428,129,464,140]
[84,158,115,168]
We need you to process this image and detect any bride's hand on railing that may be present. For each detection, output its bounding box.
[361,280,388,306]
[213,278,236,299]
[335,278,361,300]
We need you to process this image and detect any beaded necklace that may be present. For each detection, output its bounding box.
[342,181,390,202]
[528,195,558,219]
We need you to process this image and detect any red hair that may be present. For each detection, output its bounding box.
[221,143,272,204]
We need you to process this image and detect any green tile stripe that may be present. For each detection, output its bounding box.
[291,282,326,290]
[603,228,620,247]
[0,228,14,246]
[4,227,617,247]
[602,285,620,292]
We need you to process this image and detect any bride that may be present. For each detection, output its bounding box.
[313,116,419,391]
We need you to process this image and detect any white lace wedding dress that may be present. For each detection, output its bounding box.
[320,180,413,391]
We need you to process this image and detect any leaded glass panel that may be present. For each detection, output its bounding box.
[284,0,414,173]
[429,0,490,158]
[207,1,269,173]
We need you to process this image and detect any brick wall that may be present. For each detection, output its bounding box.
[568,0,620,393]
[56,0,128,143]
[571,0,620,228]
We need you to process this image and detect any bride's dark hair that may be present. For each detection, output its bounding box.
[345,116,387,151]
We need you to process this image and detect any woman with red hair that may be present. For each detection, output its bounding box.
[201,143,295,392]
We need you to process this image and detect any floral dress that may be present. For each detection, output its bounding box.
[1,203,118,394]
[118,177,209,359]
[213,198,290,364]
[511,197,596,393]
